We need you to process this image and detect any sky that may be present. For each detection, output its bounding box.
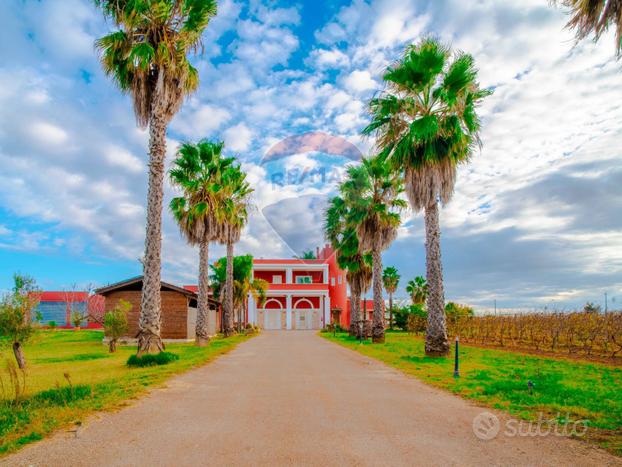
[0,0,621,311]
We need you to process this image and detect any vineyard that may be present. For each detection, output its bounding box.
[443,311,622,361]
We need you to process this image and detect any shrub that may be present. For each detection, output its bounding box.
[47,321,57,329]
[322,323,346,334]
[244,323,260,335]
[406,304,427,334]
[445,302,474,329]
[103,299,130,352]
[34,385,92,405]
[71,310,86,328]
[127,352,179,368]
[394,304,427,332]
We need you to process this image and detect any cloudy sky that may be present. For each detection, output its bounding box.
[1,0,621,311]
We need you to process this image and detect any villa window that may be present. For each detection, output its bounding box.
[338,275,342,284]
[272,275,282,284]
[295,276,312,284]
[331,277,335,286]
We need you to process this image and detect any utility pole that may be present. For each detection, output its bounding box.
[605,292,608,313]
[494,299,497,315]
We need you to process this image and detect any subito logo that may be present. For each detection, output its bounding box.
[472,412,500,440]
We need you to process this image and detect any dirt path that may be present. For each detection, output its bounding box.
[2,331,620,466]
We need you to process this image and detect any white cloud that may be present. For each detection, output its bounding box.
[309,48,350,69]
[342,69,376,93]
[224,123,253,152]
[29,121,69,145]
[171,104,232,139]
[104,146,144,173]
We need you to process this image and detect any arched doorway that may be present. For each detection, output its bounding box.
[262,298,284,330]
[293,297,320,330]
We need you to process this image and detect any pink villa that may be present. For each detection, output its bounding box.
[248,244,372,330]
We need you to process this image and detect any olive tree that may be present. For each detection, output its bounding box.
[0,274,41,369]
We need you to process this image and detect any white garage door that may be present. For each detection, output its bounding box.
[295,309,318,330]
[264,310,281,330]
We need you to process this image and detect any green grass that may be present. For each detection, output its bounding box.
[323,332,622,455]
[0,330,251,456]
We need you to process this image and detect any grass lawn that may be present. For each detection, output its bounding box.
[322,331,622,455]
[0,330,251,456]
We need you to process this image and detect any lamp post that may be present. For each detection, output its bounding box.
[453,336,460,378]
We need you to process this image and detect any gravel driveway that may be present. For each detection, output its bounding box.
[2,331,620,466]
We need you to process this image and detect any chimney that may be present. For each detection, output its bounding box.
[316,246,320,259]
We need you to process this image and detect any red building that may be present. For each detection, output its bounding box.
[248,244,360,330]
[36,291,104,328]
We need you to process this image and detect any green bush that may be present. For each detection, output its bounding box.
[126,352,179,368]
[394,304,427,332]
[321,324,347,334]
[47,321,57,329]
[34,385,92,405]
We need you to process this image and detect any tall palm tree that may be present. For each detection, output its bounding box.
[169,140,231,345]
[325,196,372,338]
[554,0,622,56]
[342,156,406,343]
[218,163,253,337]
[363,38,491,356]
[382,266,400,329]
[95,0,218,355]
[406,276,428,305]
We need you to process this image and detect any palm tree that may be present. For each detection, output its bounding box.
[217,163,253,337]
[342,156,406,343]
[406,276,428,305]
[210,254,267,331]
[297,250,317,260]
[169,140,230,345]
[554,0,622,56]
[95,0,218,355]
[382,266,400,329]
[325,196,372,338]
[363,38,491,356]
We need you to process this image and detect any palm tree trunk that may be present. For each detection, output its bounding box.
[371,247,385,343]
[137,111,166,356]
[424,201,450,356]
[389,292,393,330]
[224,241,234,337]
[349,281,361,337]
[195,240,210,346]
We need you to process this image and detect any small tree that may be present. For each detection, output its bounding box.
[0,274,41,369]
[584,302,601,313]
[104,300,131,353]
[71,310,86,329]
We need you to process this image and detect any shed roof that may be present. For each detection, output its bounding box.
[95,276,199,299]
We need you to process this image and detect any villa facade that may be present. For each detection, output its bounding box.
[248,245,349,330]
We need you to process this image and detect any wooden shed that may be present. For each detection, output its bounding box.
[95,276,219,342]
